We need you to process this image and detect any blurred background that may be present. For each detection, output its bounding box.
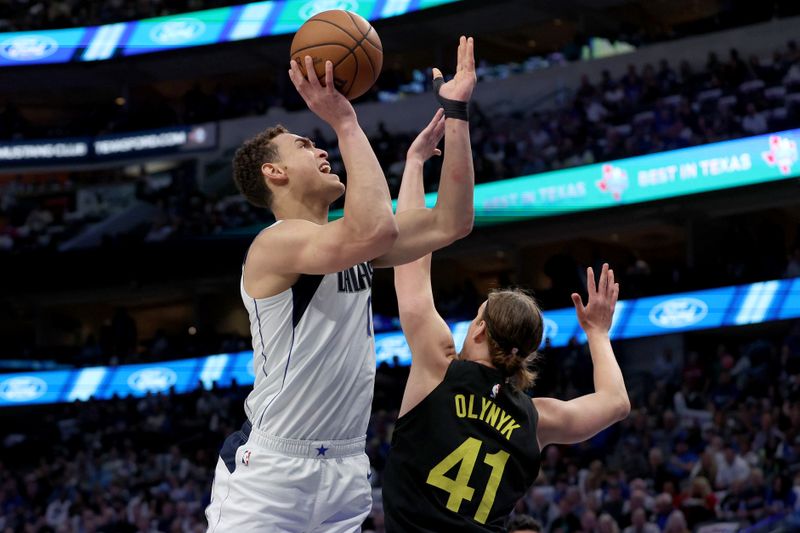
[1,0,800,531]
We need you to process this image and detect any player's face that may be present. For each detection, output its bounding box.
[274,134,345,203]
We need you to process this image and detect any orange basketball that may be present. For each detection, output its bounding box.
[290,10,383,101]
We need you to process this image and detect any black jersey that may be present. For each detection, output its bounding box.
[383,360,541,532]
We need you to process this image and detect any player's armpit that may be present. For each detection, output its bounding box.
[372,207,469,268]
[533,393,630,448]
[248,217,396,276]
[400,305,455,370]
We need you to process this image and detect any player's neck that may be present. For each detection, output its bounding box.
[272,198,330,225]
[459,348,494,368]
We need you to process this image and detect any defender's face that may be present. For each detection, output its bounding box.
[273,133,345,203]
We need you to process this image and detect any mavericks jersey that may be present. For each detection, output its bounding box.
[241,234,375,441]
[383,360,541,532]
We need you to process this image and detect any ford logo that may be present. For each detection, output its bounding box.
[649,297,708,328]
[299,0,360,20]
[0,35,58,61]
[542,317,558,341]
[150,19,206,45]
[127,367,178,393]
[0,376,47,402]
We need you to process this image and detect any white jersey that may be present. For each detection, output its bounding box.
[241,234,376,441]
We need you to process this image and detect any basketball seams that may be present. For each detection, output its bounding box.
[307,16,362,43]
[347,49,359,97]
[291,42,353,58]
[291,11,382,100]
[355,46,375,91]
[361,32,383,53]
[344,11,369,38]
[344,11,383,52]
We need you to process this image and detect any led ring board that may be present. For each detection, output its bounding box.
[0,0,462,67]
[1,276,798,407]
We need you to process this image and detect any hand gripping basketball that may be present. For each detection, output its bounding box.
[288,56,356,129]
[431,36,476,121]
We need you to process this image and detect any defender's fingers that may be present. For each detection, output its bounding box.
[425,108,445,130]
[466,37,475,72]
[432,115,445,143]
[587,266,596,295]
[571,293,585,313]
[432,67,443,80]
[598,263,609,293]
[607,269,615,298]
[457,35,466,72]
[433,148,442,157]
[610,283,620,315]
[304,55,321,87]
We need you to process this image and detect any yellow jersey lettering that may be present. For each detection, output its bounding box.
[485,404,501,426]
[480,397,492,420]
[496,412,512,431]
[467,394,479,419]
[455,394,467,418]
[500,421,521,440]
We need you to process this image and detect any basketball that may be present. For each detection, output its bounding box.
[290,10,383,100]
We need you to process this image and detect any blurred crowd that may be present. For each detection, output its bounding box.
[1,324,800,531]
[0,0,242,31]
[2,39,800,257]
[0,163,274,254]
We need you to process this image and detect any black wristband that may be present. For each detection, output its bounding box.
[433,77,469,121]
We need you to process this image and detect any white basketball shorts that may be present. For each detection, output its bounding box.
[205,421,372,533]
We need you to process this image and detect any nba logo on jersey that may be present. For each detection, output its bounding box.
[241,450,251,466]
[490,383,501,399]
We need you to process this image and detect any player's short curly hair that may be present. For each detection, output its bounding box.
[232,125,288,208]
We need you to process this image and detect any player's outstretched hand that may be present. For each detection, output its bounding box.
[407,108,445,163]
[432,36,476,103]
[571,263,619,336]
[288,56,357,130]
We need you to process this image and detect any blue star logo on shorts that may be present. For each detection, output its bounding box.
[316,445,329,456]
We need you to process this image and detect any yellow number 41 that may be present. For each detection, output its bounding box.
[426,437,510,524]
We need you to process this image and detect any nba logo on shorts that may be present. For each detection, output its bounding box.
[241,450,251,466]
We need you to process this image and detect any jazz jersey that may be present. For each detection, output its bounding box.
[382,360,541,532]
[241,231,376,441]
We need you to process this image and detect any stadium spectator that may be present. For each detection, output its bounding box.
[662,510,690,533]
[715,444,752,490]
[2,326,800,530]
[623,508,659,533]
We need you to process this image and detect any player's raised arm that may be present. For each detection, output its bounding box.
[534,264,631,447]
[393,110,458,415]
[374,36,476,268]
[247,58,398,278]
